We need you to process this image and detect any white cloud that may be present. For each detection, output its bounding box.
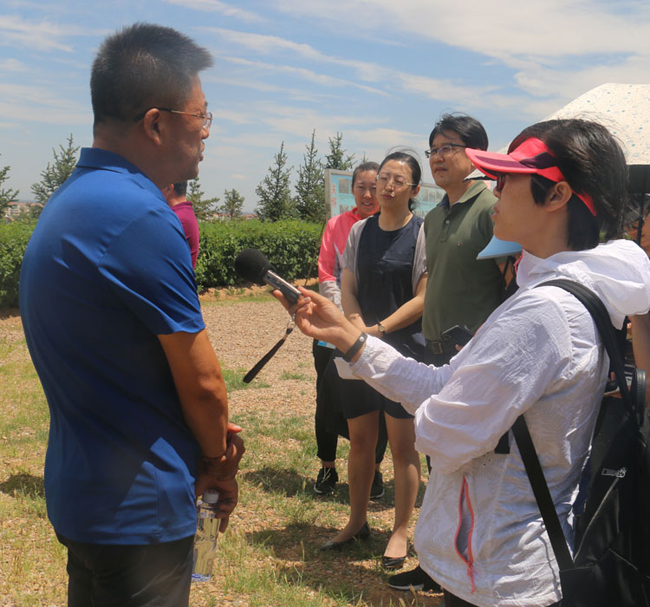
[397,73,498,106]
[205,27,388,82]
[0,121,22,130]
[203,74,341,102]
[514,54,650,100]
[0,14,103,52]
[211,109,253,125]
[343,127,426,163]
[271,0,650,107]
[0,58,27,72]
[165,0,262,23]
[218,55,389,96]
[0,84,90,124]
[273,0,650,59]
[205,28,548,115]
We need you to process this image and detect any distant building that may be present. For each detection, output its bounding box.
[4,201,40,222]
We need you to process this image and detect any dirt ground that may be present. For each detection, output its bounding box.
[0,287,445,606]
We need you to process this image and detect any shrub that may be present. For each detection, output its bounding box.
[0,220,36,308]
[0,219,323,309]
[195,219,322,291]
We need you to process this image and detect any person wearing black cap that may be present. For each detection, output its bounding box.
[275,118,650,606]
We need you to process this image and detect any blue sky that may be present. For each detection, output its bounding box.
[1,0,650,212]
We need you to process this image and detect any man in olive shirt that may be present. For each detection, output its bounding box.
[388,113,503,592]
[423,114,504,365]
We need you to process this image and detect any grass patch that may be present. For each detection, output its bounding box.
[280,371,310,381]
[0,303,441,607]
[221,366,270,391]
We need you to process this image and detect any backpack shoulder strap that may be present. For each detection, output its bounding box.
[540,279,630,401]
[512,278,631,573]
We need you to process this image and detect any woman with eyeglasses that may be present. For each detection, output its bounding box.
[319,151,428,571]
[276,120,650,606]
[313,161,388,498]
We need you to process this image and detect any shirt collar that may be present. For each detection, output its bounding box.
[76,147,162,199]
[438,180,488,209]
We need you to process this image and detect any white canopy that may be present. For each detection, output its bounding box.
[469,83,650,191]
[543,83,650,166]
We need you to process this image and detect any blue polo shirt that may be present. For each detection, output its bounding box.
[20,148,205,544]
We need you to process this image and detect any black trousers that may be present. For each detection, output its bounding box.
[312,340,388,463]
[56,533,194,607]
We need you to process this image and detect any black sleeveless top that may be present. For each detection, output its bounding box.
[355,213,427,361]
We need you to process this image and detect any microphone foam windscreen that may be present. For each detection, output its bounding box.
[234,248,271,285]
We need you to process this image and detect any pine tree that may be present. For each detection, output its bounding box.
[219,188,245,219]
[187,177,220,221]
[255,142,294,222]
[0,157,19,218]
[324,132,355,171]
[294,130,325,222]
[30,134,80,217]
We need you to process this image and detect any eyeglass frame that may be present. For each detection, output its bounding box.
[376,173,417,189]
[133,107,213,129]
[424,143,467,159]
[495,173,507,192]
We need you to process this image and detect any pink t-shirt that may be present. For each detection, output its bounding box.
[171,201,199,269]
[318,208,363,284]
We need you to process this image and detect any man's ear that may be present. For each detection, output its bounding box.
[545,181,573,212]
[142,109,163,146]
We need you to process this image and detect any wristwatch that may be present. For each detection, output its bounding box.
[377,322,387,337]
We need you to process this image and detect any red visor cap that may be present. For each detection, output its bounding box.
[466,138,596,216]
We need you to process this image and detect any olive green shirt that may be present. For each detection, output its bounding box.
[422,180,504,342]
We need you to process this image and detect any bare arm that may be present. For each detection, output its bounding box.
[158,329,230,457]
[341,267,367,332]
[366,274,427,338]
[158,329,244,528]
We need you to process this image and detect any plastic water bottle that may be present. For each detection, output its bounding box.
[192,489,220,582]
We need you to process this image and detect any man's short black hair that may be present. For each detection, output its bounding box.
[172,181,188,197]
[428,113,489,151]
[91,23,213,127]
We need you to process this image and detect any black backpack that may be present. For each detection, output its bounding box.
[511,279,650,606]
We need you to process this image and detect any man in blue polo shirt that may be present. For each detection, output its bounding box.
[19,23,244,607]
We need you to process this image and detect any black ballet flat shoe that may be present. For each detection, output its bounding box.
[320,522,371,551]
[381,554,407,570]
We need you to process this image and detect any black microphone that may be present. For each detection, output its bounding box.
[234,248,302,304]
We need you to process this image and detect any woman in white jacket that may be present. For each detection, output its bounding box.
[276,119,650,606]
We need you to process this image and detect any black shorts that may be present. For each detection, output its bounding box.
[321,354,413,420]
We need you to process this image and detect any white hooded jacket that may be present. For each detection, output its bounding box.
[350,239,650,606]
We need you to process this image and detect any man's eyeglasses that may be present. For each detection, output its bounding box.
[133,107,213,129]
[495,173,507,192]
[376,173,416,189]
[425,143,467,159]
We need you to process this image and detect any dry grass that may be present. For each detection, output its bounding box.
[0,293,443,607]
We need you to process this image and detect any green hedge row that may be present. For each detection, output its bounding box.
[195,219,322,291]
[0,219,323,309]
[0,220,37,309]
